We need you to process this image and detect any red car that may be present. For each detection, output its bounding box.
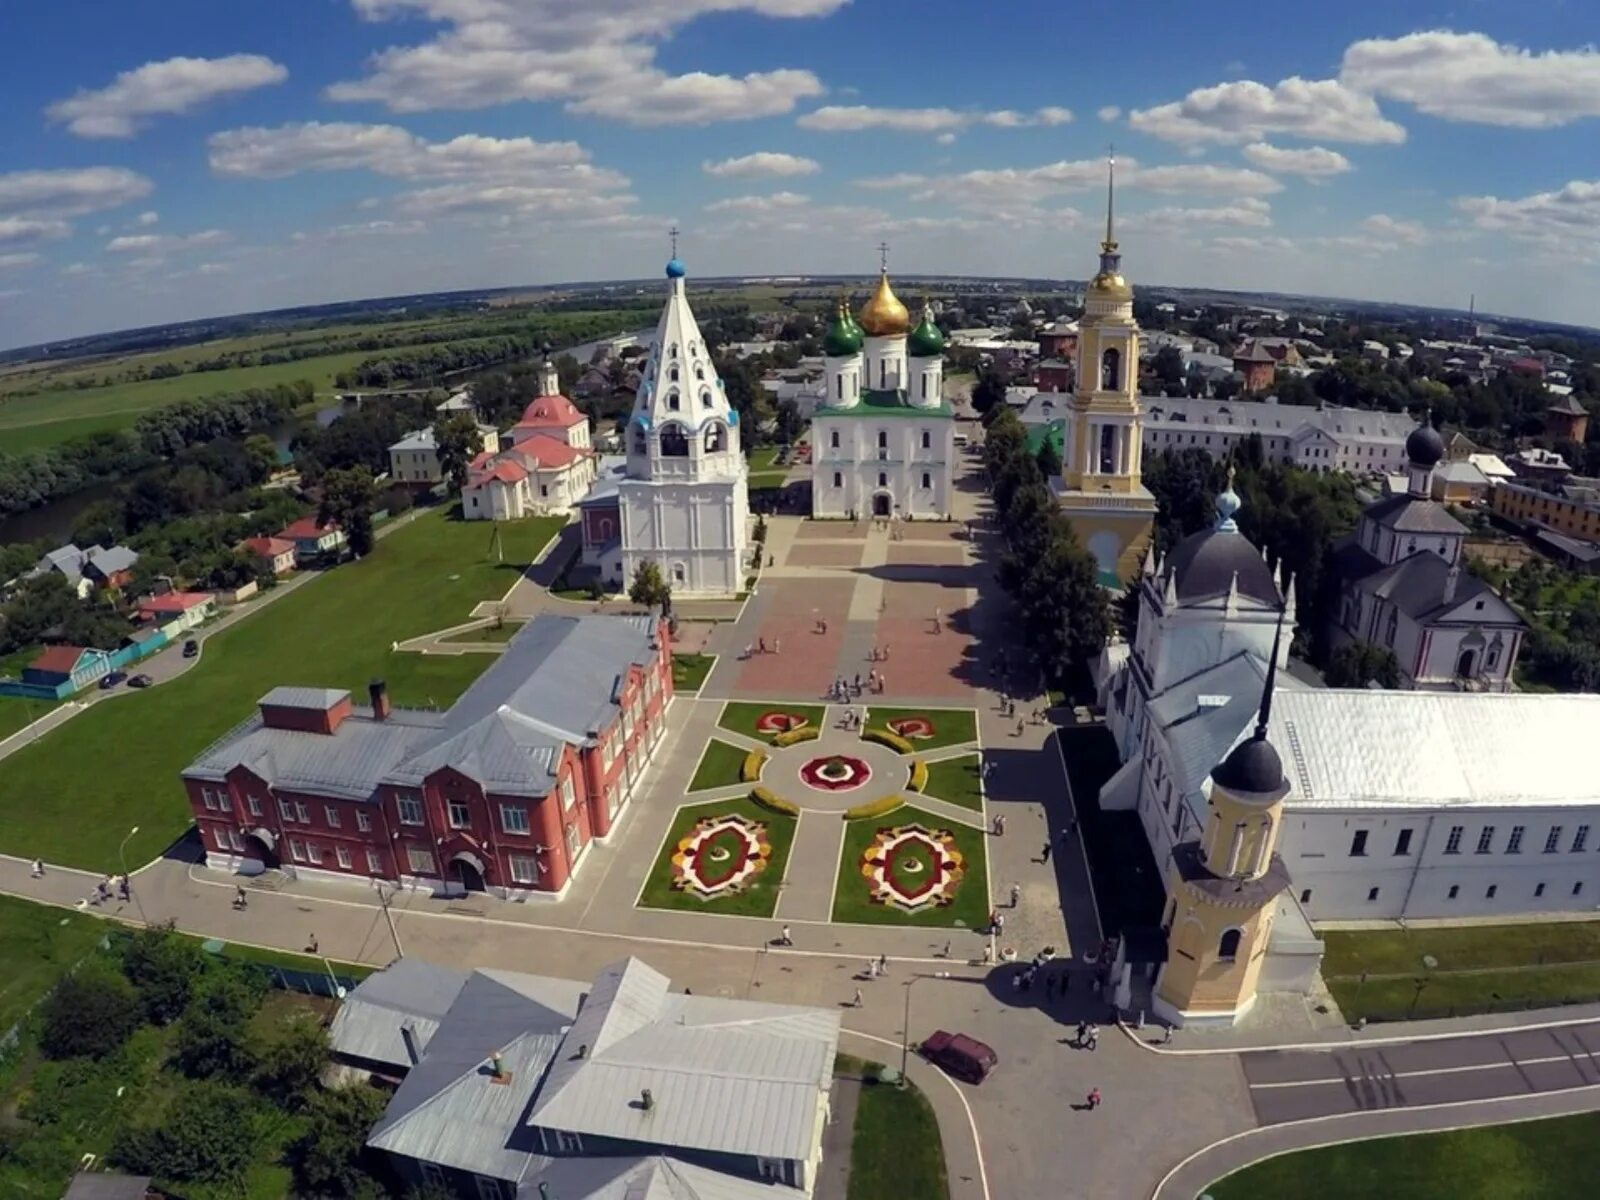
[920,1030,998,1084]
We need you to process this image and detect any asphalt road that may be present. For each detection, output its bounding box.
[1242,1019,1600,1124]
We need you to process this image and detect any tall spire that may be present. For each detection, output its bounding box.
[878,240,890,273]
[1254,602,1288,742]
[1103,146,1117,251]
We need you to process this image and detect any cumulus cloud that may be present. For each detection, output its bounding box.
[854,173,928,190]
[0,217,71,245]
[134,210,159,226]
[48,54,287,138]
[798,104,1071,134]
[209,122,590,180]
[702,152,820,179]
[1360,213,1427,244]
[1210,235,1297,253]
[0,167,153,218]
[1123,197,1272,230]
[293,220,428,243]
[106,229,230,253]
[0,253,40,271]
[1097,106,1121,123]
[1341,31,1600,129]
[1455,179,1600,249]
[1240,141,1352,179]
[1130,164,1281,195]
[328,0,838,124]
[1129,76,1406,145]
[704,192,809,213]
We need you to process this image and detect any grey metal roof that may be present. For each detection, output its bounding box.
[63,1175,152,1200]
[1362,493,1468,534]
[83,545,138,576]
[32,544,87,584]
[521,1155,807,1200]
[260,685,351,710]
[1354,551,1525,626]
[530,959,838,1163]
[390,427,438,452]
[1147,654,1299,791]
[331,958,473,1070]
[389,710,561,796]
[1164,528,1280,606]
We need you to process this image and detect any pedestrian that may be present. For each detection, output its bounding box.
[867,959,879,979]
[877,954,889,976]
[1087,1087,1101,1111]
[758,636,767,654]
[780,924,793,946]
[745,642,754,660]
[1086,1023,1099,1051]
[118,876,130,901]
[941,939,951,958]
[994,911,1005,935]
[774,637,781,654]
[1076,1020,1088,1047]
[235,885,248,909]
[1015,718,1025,737]
[308,934,319,955]
[852,988,864,1008]
[982,941,995,964]
[993,813,1006,836]
[30,858,44,878]
[1160,1024,1174,1046]
[934,606,942,629]
[1010,882,1021,908]
[1041,839,1053,864]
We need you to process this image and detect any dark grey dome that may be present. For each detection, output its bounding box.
[1212,734,1284,794]
[1165,528,1280,606]
[1406,421,1444,467]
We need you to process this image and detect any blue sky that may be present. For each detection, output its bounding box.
[3,0,1600,348]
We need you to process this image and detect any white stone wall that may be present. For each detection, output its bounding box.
[811,415,954,519]
[619,474,750,596]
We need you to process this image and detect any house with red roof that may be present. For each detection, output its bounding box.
[240,536,298,577]
[277,515,348,565]
[137,591,217,633]
[463,358,597,520]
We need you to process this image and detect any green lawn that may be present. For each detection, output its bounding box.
[747,446,783,471]
[921,754,984,812]
[831,803,990,929]
[1323,922,1600,976]
[0,511,563,871]
[672,652,716,693]
[689,738,749,792]
[440,620,525,643]
[864,706,979,752]
[836,1055,950,1200]
[0,893,108,1033]
[748,470,791,488]
[717,699,827,744]
[0,695,56,743]
[1207,1111,1600,1200]
[637,797,796,918]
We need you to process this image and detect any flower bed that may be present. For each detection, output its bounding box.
[888,716,937,741]
[756,711,810,734]
[740,747,767,783]
[843,794,904,821]
[860,823,965,911]
[773,725,820,748]
[863,728,914,754]
[908,759,929,793]
[799,754,872,792]
[750,786,800,817]
[670,814,773,897]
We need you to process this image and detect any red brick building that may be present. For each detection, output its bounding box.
[1232,341,1277,393]
[182,613,671,899]
[1547,395,1590,444]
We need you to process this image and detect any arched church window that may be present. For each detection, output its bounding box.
[1385,609,1398,648]
[921,430,931,450]
[695,365,705,381]
[669,343,678,359]
[704,423,726,454]
[836,375,843,400]
[659,424,689,457]
[1218,928,1242,961]
[877,430,888,449]
[1098,423,1116,473]
[670,366,679,383]
[1101,347,1121,390]
[701,389,714,409]
[632,428,647,455]
[666,390,680,412]
[830,429,840,449]
[1486,636,1503,669]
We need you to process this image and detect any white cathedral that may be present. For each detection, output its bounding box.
[612,252,750,598]
[810,266,955,520]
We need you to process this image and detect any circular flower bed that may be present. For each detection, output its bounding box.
[888,715,937,740]
[860,823,964,911]
[756,711,810,734]
[799,754,873,792]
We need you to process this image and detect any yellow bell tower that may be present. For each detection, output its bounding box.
[1056,153,1156,587]
[1154,611,1293,1028]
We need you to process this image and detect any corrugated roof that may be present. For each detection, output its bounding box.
[331,958,473,1070]
[260,686,350,710]
[390,427,437,452]
[184,708,441,799]
[521,1155,807,1200]
[1363,493,1469,534]
[1147,654,1297,790]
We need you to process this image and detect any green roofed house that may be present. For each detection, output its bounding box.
[811,267,956,520]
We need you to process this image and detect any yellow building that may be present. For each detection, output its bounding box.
[1056,157,1156,587]
[1491,479,1600,544]
[1154,619,1292,1029]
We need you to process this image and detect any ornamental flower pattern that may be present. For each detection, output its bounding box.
[888,715,936,740]
[670,814,772,898]
[756,711,810,734]
[799,754,872,792]
[860,822,965,911]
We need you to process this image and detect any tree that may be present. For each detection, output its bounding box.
[252,1012,330,1107]
[120,924,201,1025]
[290,1085,389,1197]
[174,968,266,1079]
[1325,641,1402,688]
[114,1079,259,1187]
[40,968,140,1060]
[775,399,803,444]
[243,433,280,482]
[1035,436,1062,479]
[1152,345,1185,389]
[629,559,672,610]
[970,366,1007,414]
[320,465,379,557]
[433,413,484,494]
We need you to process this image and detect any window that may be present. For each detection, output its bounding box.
[1349,830,1368,857]
[1575,825,1590,853]
[1575,881,1585,897]
[921,430,931,449]
[289,839,306,863]
[1299,888,1312,904]
[296,801,309,823]
[305,842,322,865]
[659,423,688,457]
[1366,886,1380,902]
[406,847,436,874]
[554,1131,583,1153]
[228,829,243,852]
[448,800,470,829]
[1535,882,1546,898]
[501,805,529,835]
[1475,826,1496,854]
[279,797,296,822]
[1217,929,1242,960]
[356,810,371,833]
[366,848,383,874]
[833,471,842,487]
[247,794,261,817]
[509,854,539,884]
[878,472,888,487]
[397,794,424,826]
[421,1164,446,1189]
[1394,829,1413,856]
[1445,825,1464,854]
[830,429,839,449]
[1545,827,1563,854]
[1101,347,1121,390]
[325,805,341,828]
[560,776,576,810]
[336,845,352,869]
[1486,884,1498,899]
[1448,884,1460,900]
[1507,825,1525,854]
[476,1176,508,1200]
[565,820,581,863]
[877,429,888,449]
[921,472,931,489]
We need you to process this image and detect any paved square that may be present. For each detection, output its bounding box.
[729,579,855,698]
[787,543,864,568]
[796,521,865,540]
[887,543,966,567]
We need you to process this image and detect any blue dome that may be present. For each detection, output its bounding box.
[665,258,686,279]
[1215,486,1242,531]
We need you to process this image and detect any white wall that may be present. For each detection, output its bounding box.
[812,416,954,519]
[620,475,749,596]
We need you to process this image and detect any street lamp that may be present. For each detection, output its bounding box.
[118,825,149,925]
[900,971,951,1083]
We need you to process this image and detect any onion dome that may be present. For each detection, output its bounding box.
[823,299,864,357]
[858,271,910,336]
[1163,486,1279,606]
[907,306,945,357]
[1406,417,1444,467]
[1212,734,1285,795]
[665,257,686,279]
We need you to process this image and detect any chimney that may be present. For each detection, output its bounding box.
[539,1184,551,1200]
[640,1087,654,1112]
[488,1050,510,1083]
[369,678,391,721]
[576,1043,588,1059]
[1443,561,1460,605]
[400,1021,420,1066]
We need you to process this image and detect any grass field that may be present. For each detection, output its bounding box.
[672,652,716,693]
[0,694,56,743]
[864,706,978,752]
[1206,1111,1600,1199]
[0,510,562,871]
[637,797,796,918]
[0,893,107,1033]
[836,1054,950,1200]
[921,754,984,811]
[689,738,749,792]
[718,700,827,744]
[831,803,989,929]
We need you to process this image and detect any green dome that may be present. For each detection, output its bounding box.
[908,308,945,357]
[823,301,864,357]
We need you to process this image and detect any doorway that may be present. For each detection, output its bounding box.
[872,492,892,517]
[451,855,486,892]
[242,831,278,871]
[1456,648,1478,679]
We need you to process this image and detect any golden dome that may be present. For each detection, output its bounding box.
[858,271,910,336]
[1089,267,1132,298]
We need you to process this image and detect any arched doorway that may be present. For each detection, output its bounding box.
[450,851,486,892]
[872,492,892,517]
[1456,648,1478,679]
[240,829,278,874]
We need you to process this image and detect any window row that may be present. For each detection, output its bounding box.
[1311,880,1588,905]
[1353,823,1591,858]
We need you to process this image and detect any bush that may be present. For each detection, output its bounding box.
[863,727,914,754]
[174,967,267,1079]
[120,924,202,1025]
[773,725,820,747]
[40,968,140,1060]
[290,1085,389,1197]
[252,1011,330,1108]
[845,794,905,821]
[751,786,799,817]
[741,747,767,782]
[114,1079,260,1186]
[908,759,929,793]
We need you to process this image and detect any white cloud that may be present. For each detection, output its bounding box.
[209,122,589,179]
[61,262,93,276]
[854,173,928,190]
[799,104,1071,134]
[704,192,810,213]
[134,210,159,226]
[392,179,633,220]
[0,253,40,271]
[293,220,428,242]
[1097,105,1121,123]
[0,217,71,245]
[1123,197,1272,230]
[935,132,957,146]
[1361,213,1427,244]
[1129,76,1406,145]
[328,0,839,124]
[1241,141,1352,179]
[47,54,287,138]
[105,229,230,254]
[1341,30,1600,129]
[1128,164,1281,196]
[1209,235,1297,253]
[0,167,153,218]
[702,152,820,179]
[1455,179,1600,249]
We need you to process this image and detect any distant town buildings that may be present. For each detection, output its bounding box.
[462,358,597,520]
[276,515,348,566]
[1492,476,1600,546]
[27,543,140,599]
[389,422,501,489]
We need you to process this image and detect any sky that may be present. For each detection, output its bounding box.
[3,0,1600,349]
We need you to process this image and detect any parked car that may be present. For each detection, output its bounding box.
[182,639,199,658]
[920,1030,997,1084]
[98,671,128,690]
[128,674,154,688]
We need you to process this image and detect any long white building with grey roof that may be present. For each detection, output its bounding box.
[330,956,838,1200]
[1141,395,1416,477]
